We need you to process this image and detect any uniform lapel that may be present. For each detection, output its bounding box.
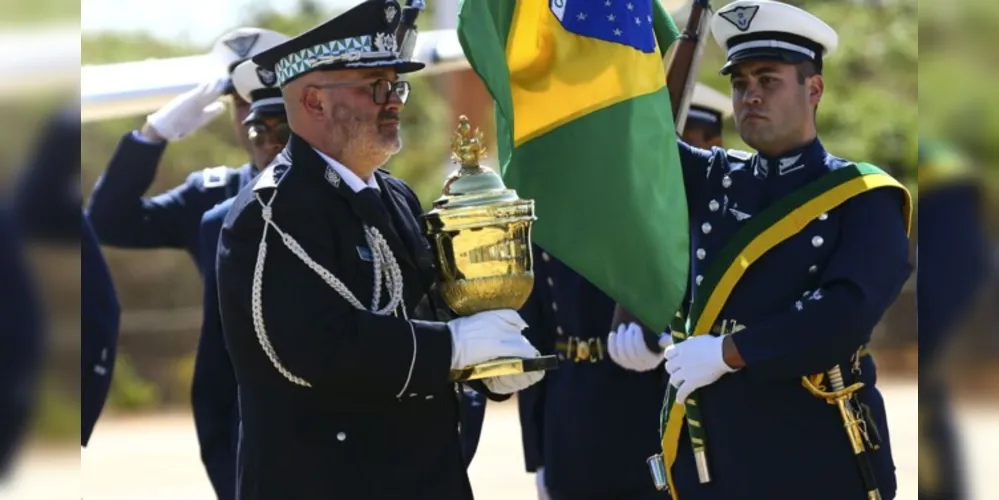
[376,172,436,272]
[288,136,419,275]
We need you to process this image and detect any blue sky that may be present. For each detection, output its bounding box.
[81,0,360,45]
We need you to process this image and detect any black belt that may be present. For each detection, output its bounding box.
[554,337,606,363]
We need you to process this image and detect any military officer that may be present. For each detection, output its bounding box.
[916,139,990,500]
[192,58,290,500]
[682,83,732,149]
[86,27,288,271]
[651,2,913,499]
[217,2,543,498]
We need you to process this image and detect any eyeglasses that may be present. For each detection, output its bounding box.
[313,79,411,105]
[247,121,291,146]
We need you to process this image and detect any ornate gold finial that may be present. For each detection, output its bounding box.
[451,115,487,167]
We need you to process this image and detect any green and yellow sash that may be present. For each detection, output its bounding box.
[659,163,912,499]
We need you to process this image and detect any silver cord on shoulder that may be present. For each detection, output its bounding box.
[250,190,411,389]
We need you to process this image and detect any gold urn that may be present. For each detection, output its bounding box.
[424,115,557,381]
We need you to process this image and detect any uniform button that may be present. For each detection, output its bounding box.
[722,175,732,188]
[552,302,558,312]
[811,236,824,247]
[808,265,818,274]
[701,222,712,234]
[546,277,554,287]
[709,199,720,212]
[542,252,551,262]
[337,432,347,441]
[696,248,706,260]
[695,275,703,285]
[818,213,828,221]
[556,326,564,335]
[425,395,434,400]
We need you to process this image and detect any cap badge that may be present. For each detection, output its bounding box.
[385,4,399,23]
[256,66,277,87]
[223,33,260,58]
[719,5,759,32]
[374,32,399,55]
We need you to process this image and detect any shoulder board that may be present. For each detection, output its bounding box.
[253,164,290,192]
[725,149,753,161]
[201,166,231,189]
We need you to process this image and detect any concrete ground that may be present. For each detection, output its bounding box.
[2,378,996,499]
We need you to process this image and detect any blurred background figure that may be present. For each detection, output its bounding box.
[0,201,44,485]
[916,139,994,500]
[919,1,999,499]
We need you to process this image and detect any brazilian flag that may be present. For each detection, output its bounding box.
[457,0,688,330]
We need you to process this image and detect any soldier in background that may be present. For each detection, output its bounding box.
[681,83,732,149]
[193,57,290,500]
[86,27,288,271]
[916,139,991,500]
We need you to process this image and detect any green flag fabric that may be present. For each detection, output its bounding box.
[456,0,689,330]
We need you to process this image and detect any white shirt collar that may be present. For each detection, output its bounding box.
[312,147,380,193]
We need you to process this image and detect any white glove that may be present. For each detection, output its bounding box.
[448,309,544,394]
[536,467,551,500]
[664,335,737,404]
[146,76,228,141]
[607,322,668,372]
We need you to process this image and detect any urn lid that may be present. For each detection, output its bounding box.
[432,115,521,209]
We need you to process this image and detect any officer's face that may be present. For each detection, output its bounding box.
[246,115,289,169]
[229,95,253,153]
[316,68,405,165]
[729,61,823,154]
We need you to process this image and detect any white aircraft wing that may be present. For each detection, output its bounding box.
[80,28,469,123]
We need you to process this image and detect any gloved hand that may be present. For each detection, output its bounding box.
[664,335,737,404]
[536,466,551,500]
[448,309,544,394]
[607,322,669,372]
[145,76,229,141]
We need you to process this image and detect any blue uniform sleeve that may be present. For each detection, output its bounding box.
[916,183,990,362]
[676,138,717,209]
[517,246,555,472]
[731,188,913,382]
[191,202,238,499]
[81,214,121,447]
[0,208,43,474]
[86,131,209,251]
[13,109,81,242]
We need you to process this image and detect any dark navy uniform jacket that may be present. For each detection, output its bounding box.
[517,246,668,500]
[0,206,43,478]
[667,138,911,500]
[196,197,240,500]
[87,131,254,271]
[85,130,254,488]
[12,109,120,448]
[217,134,480,500]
